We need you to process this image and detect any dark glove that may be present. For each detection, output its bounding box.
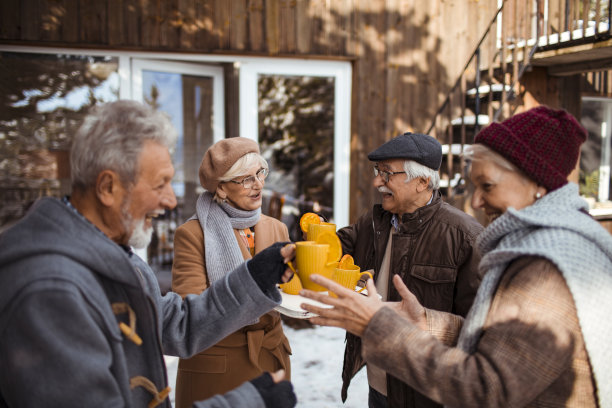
[247,241,292,295]
[250,372,297,408]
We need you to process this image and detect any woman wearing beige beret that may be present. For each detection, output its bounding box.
[172,137,292,407]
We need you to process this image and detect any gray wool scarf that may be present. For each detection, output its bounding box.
[191,192,260,284]
[455,183,612,407]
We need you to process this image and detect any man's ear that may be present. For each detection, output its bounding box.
[415,177,430,193]
[96,170,121,207]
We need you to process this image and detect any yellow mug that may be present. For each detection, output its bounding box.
[295,241,332,291]
[279,273,303,295]
[330,266,373,298]
[307,222,336,242]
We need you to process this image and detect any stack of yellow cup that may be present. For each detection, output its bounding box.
[329,257,373,298]
[284,212,370,296]
[284,213,342,293]
[294,241,332,292]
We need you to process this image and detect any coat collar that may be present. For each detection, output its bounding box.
[28,197,143,288]
[374,190,442,234]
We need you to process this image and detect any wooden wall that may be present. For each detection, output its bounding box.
[0,0,497,223]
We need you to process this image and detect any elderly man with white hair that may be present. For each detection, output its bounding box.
[0,100,296,408]
[336,132,484,408]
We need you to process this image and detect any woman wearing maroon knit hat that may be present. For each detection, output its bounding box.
[298,105,612,407]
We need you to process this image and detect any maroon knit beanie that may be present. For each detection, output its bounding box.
[474,105,587,191]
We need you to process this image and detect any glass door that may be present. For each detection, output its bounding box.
[239,59,352,238]
[131,59,224,287]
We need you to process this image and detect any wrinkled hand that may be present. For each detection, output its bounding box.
[250,369,296,408]
[386,275,427,330]
[299,275,384,337]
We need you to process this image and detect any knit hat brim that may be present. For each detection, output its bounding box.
[475,122,568,190]
[474,106,587,191]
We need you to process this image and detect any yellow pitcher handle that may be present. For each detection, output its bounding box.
[356,271,374,293]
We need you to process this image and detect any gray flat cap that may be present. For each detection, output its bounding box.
[367,132,442,170]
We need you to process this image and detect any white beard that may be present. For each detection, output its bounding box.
[128,217,153,249]
[121,198,154,249]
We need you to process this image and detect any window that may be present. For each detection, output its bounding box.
[131,59,224,266]
[580,97,612,214]
[1,46,352,290]
[0,50,119,231]
[239,59,352,234]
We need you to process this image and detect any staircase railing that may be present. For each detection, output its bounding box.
[427,0,611,207]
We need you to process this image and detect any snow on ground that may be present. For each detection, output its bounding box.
[165,323,369,407]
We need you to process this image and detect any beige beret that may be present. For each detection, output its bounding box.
[199,137,260,192]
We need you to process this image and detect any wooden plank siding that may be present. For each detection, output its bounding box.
[0,0,527,222]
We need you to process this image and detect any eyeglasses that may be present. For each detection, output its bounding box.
[373,165,406,183]
[227,168,269,189]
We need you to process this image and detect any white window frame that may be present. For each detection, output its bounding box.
[238,59,352,229]
[131,59,225,144]
[1,45,353,229]
[582,96,612,205]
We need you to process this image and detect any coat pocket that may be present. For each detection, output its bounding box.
[410,265,457,284]
[178,352,227,374]
[409,265,457,311]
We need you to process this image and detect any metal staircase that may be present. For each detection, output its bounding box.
[427,0,611,215]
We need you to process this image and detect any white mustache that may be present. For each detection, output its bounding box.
[378,186,393,195]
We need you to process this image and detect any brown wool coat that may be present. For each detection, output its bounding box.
[362,256,597,407]
[171,215,291,408]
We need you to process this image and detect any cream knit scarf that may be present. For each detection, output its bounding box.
[456,183,612,407]
[191,192,260,284]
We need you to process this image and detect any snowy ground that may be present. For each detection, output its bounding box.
[165,323,369,407]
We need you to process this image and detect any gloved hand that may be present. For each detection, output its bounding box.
[247,241,292,295]
[250,372,297,408]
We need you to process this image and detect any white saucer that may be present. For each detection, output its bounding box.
[274,290,333,319]
[274,286,379,319]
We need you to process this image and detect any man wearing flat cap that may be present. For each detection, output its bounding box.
[337,132,484,408]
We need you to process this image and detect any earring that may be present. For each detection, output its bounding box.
[535,192,542,199]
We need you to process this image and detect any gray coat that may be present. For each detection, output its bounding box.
[0,197,279,408]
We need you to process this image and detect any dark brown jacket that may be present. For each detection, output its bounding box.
[337,191,484,408]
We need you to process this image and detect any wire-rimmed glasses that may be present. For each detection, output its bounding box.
[373,165,406,183]
[227,168,269,189]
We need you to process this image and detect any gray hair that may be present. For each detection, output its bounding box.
[402,160,440,190]
[70,100,177,191]
[463,144,518,173]
[213,152,268,203]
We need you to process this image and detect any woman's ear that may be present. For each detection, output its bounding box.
[216,184,228,200]
[535,185,548,199]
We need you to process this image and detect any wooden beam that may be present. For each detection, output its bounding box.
[548,56,612,76]
[532,38,612,65]
[265,0,279,54]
